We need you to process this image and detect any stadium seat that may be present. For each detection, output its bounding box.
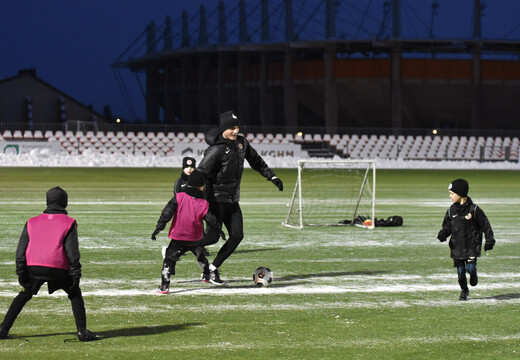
[116,131,126,140]
[41,130,53,139]
[166,132,176,141]
[23,130,33,139]
[186,132,196,142]
[176,132,185,142]
[13,130,23,139]
[150,135,161,144]
[2,130,13,139]
[97,133,109,145]
[32,130,44,139]
[126,131,136,141]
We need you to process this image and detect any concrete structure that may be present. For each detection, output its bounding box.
[113,0,520,131]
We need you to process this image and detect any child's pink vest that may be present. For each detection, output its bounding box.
[168,192,209,241]
[26,214,76,270]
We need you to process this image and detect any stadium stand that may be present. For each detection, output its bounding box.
[7,129,518,161]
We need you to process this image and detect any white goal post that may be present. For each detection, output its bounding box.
[282,160,375,229]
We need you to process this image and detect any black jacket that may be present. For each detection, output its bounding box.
[437,198,495,259]
[16,206,82,280]
[197,128,276,203]
[173,172,189,194]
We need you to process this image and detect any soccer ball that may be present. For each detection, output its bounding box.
[253,267,273,287]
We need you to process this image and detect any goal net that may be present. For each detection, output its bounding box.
[282,160,375,229]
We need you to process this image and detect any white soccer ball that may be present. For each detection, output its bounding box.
[253,267,273,287]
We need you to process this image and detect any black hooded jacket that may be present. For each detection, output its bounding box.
[196,128,276,203]
[437,197,495,259]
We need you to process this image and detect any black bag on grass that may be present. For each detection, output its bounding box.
[375,216,403,227]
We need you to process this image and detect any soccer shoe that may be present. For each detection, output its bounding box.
[201,272,210,283]
[77,329,99,342]
[209,269,225,285]
[469,271,478,287]
[459,289,469,301]
[157,284,170,294]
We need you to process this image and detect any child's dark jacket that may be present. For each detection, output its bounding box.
[437,197,495,259]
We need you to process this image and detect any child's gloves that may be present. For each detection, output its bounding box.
[151,229,160,241]
[484,239,495,251]
[270,176,283,191]
[437,230,447,242]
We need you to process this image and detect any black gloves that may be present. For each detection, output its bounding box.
[151,229,160,241]
[18,272,29,288]
[271,176,283,191]
[437,231,447,242]
[484,239,495,251]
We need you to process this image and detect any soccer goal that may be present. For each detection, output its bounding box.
[282,160,375,229]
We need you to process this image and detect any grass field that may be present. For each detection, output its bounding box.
[0,167,519,359]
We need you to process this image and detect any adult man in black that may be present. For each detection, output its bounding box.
[197,111,283,284]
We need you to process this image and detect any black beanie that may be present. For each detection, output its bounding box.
[187,170,206,188]
[46,186,68,208]
[182,156,196,169]
[220,111,240,131]
[448,179,469,197]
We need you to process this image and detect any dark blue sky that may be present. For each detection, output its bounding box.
[2,1,520,123]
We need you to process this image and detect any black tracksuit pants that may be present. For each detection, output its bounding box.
[203,202,244,269]
[1,269,86,333]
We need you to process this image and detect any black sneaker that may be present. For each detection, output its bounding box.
[469,271,478,287]
[157,284,169,294]
[77,329,99,342]
[209,269,225,285]
[459,289,469,301]
[201,272,210,283]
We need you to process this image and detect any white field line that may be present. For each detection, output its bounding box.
[0,279,518,300]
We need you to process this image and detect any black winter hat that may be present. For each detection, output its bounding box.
[448,179,469,197]
[182,156,196,169]
[46,186,68,208]
[220,111,240,131]
[187,170,206,188]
